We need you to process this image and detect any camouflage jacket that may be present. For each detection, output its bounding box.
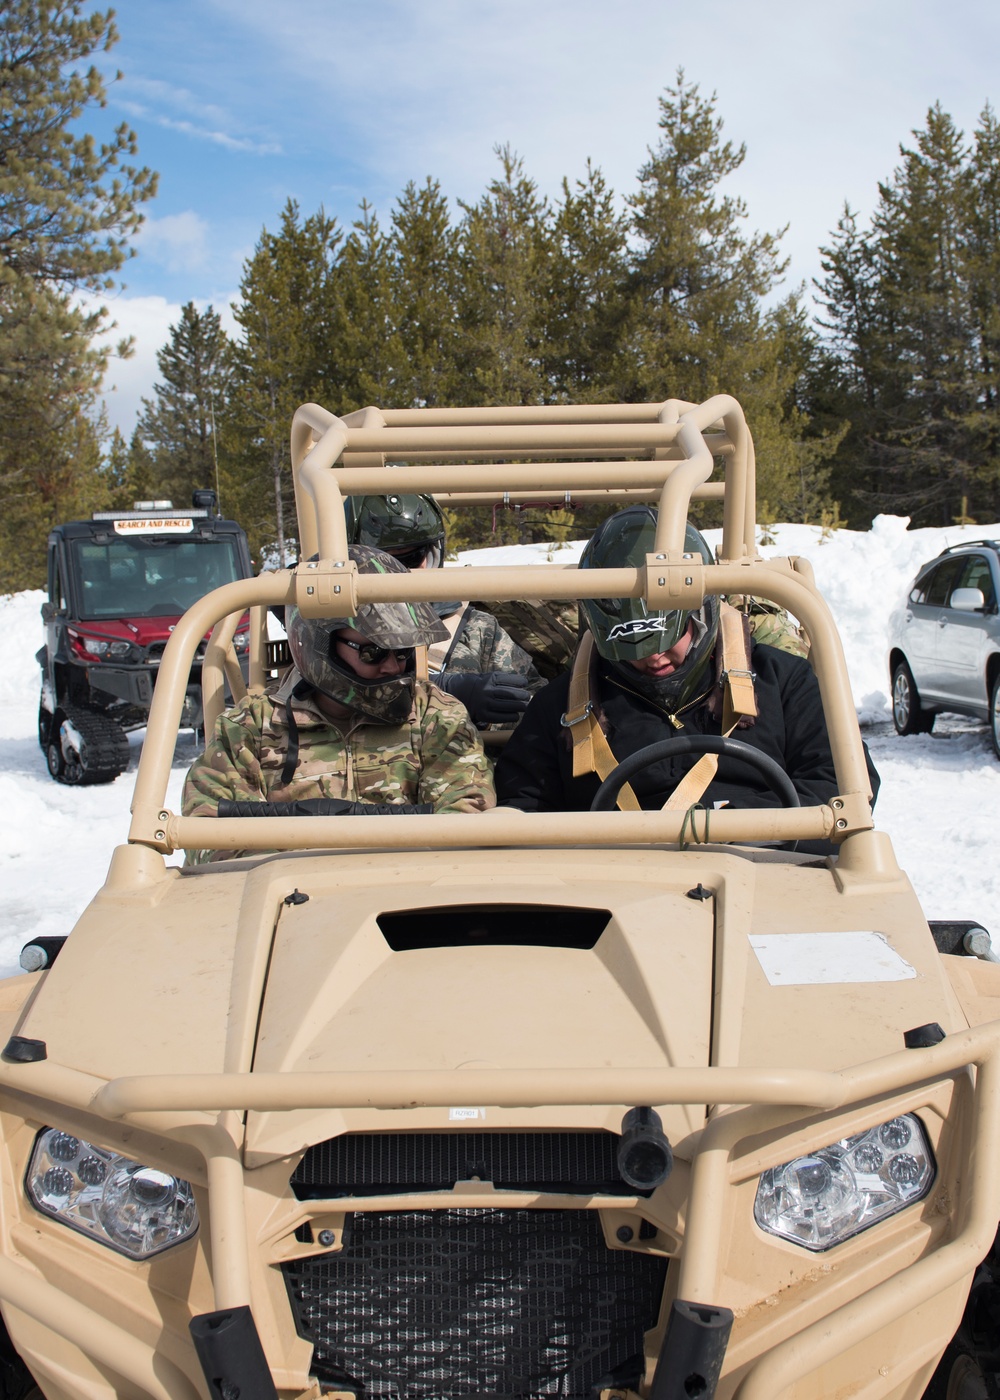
[182,668,496,863]
[729,597,809,659]
[428,605,546,689]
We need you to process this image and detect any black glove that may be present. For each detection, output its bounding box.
[433,670,531,724]
[217,798,434,817]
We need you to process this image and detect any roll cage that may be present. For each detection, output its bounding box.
[128,395,879,870]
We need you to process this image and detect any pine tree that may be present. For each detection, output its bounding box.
[966,104,1000,518]
[0,1,156,294]
[624,70,788,402]
[454,145,555,407]
[546,161,631,400]
[0,0,156,587]
[136,303,230,510]
[624,71,830,521]
[869,103,974,523]
[390,178,461,406]
[223,201,341,562]
[0,278,111,588]
[101,425,156,510]
[327,201,408,413]
[813,205,895,520]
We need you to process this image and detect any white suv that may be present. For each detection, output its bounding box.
[887,540,1000,758]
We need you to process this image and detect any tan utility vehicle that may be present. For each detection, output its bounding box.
[1,397,999,1400]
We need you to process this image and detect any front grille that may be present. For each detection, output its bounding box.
[292,1132,636,1199]
[284,1208,666,1399]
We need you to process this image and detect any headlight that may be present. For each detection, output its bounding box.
[26,1129,198,1259]
[74,637,134,661]
[754,1114,934,1252]
[233,630,250,653]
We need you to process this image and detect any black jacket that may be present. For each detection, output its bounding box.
[495,643,880,845]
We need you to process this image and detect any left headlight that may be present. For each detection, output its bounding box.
[754,1114,935,1252]
[26,1128,198,1260]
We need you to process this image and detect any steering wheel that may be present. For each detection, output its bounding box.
[589,735,800,811]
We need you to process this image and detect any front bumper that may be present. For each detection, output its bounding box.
[0,1025,999,1399]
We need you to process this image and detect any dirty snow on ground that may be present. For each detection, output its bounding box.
[2,514,999,978]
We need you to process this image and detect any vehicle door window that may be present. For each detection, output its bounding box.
[922,559,963,607]
[954,554,996,609]
[48,550,67,611]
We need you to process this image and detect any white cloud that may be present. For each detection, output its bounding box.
[108,69,281,156]
[155,116,281,155]
[135,212,211,275]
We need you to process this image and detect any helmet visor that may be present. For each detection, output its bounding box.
[583,598,694,662]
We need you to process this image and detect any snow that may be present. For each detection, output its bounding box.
[3,514,1000,979]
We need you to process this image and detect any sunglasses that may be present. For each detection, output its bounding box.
[388,545,433,568]
[337,636,414,666]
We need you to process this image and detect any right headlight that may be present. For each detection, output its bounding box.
[754,1114,935,1252]
[26,1128,198,1260]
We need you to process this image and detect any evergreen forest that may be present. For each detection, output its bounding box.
[4,2,1000,587]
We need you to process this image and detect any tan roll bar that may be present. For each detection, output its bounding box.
[130,396,885,872]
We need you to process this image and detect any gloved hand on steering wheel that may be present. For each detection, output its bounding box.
[433,670,532,725]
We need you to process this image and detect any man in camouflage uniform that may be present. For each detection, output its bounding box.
[183,545,495,863]
[346,493,544,726]
[729,596,810,658]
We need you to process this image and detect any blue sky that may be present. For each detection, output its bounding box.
[90,0,1000,435]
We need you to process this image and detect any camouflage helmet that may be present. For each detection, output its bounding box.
[579,505,719,677]
[286,545,447,724]
[344,493,446,569]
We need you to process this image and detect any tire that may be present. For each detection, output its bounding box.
[924,1338,993,1398]
[45,705,130,786]
[924,1255,1000,1399]
[892,659,935,736]
[0,1319,42,1400]
[990,673,1000,762]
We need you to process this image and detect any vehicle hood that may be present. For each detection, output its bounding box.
[11,845,969,1170]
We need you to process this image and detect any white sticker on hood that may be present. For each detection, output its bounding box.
[750,931,917,986]
[449,1107,487,1121]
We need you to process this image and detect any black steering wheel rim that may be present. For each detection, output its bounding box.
[589,735,800,812]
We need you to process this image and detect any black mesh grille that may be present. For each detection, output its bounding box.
[292,1132,635,1199]
[284,1208,666,1399]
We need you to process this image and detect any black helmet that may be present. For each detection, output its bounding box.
[344,493,446,570]
[579,506,719,706]
[286,545,447,724]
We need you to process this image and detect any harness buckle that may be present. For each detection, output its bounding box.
[560,703,594,728]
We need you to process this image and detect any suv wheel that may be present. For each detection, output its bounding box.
[892,660,935,736]
[45,706,130,786]
[990,673,1000,761]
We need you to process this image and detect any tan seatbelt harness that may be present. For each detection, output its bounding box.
[661,602,757,810]
[561,632,641,811]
